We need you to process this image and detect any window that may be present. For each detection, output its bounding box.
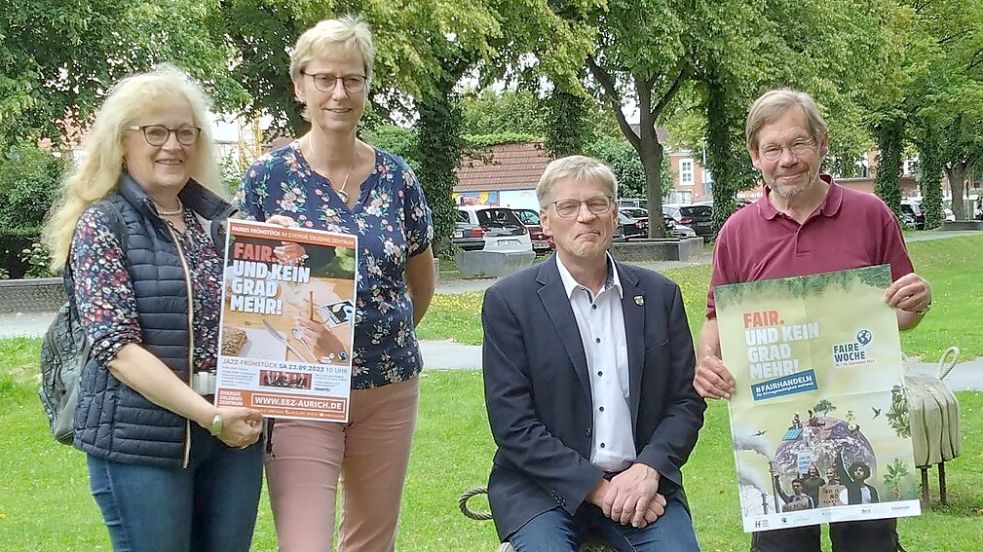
[680,159,694,185]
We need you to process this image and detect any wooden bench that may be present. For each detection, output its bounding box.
[459,486,617,552]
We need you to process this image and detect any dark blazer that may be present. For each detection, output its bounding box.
[481,255,706,540]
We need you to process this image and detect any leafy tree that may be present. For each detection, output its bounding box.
[459,89,547,137]
[813,399,837,417]
[2,0,245,146]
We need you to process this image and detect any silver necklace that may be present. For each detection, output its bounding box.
[304,137,355,203]
[155,199,184,216]
[335,162,354,203]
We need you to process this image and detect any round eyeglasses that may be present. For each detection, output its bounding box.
[127,124,201,146]
[300,71,367,94]
[550,196,614,218]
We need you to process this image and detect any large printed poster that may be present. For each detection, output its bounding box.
[216,220,357,422]
[715,266,920,532]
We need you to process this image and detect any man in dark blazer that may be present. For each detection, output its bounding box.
[482,155,706,551]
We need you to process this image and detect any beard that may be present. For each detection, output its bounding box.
[767,171,818,200]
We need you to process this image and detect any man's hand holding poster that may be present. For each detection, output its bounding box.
[715,265,920,532]
[215,220,357,422]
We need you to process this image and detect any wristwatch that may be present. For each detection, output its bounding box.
[209,413,224,436]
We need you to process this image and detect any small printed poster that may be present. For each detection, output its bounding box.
[215,220,357,422]
[715,265,921,532]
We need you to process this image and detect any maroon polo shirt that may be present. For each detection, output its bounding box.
[706,176,914,318]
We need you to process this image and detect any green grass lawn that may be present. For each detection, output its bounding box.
[1,362,981,551]
[420,235,983,362]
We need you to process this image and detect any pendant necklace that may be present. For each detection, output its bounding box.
[335,160,354,203]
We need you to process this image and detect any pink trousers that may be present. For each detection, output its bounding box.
[265,377,420,552]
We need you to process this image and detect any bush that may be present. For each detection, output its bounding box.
[0,227,40,279]
[0,141,65,232]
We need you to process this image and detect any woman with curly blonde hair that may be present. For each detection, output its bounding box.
[43,65,263,552]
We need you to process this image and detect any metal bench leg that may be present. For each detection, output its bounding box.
[938,461,947,506]
[919,466,929,507]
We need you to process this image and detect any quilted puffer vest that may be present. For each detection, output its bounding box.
[73,174,233,467]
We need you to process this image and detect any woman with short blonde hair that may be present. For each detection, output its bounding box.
[236,16,435,552]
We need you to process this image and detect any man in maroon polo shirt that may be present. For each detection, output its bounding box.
[694,88,931,552]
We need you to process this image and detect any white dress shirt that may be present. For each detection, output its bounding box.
[555,254,635,472]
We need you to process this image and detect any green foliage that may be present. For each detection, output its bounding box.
[0,227,40,279]
[2,0,246,146]
[813,399,837,417]
[463,132,541,149]
[585,136,672,199]
[365,125,422,174]
[543,86,591,157]
[882,457,912,499]
[19,242,52,279]
[874,119,905,216]
[219,154,243,197]
[0,142,65,232]
[459,89,547,137]
[417,90,466,255]
[886,384,911,438]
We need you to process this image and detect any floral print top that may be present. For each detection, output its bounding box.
[70,206,224,369]
[234,142,434,389]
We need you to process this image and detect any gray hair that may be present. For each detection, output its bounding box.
[746,88,827,152]
[536,155,618,207]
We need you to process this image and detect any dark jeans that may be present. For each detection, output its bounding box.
[510,493,700,552]
[751,518,899,552]
[87,424,263,552]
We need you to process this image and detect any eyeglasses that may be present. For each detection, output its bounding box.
[550,196,614,218]
[126,124,201,146]
[300,71,367,93]
[758,138,816,161]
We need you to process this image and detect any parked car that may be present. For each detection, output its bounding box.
[620,207,649,220]
[664,204,714,237]
[453,206,533,253]
[664,215,696,238]
[511,208,553,254]
[618,212,648,239]
[452,211,487,251]
[900,200,925,230]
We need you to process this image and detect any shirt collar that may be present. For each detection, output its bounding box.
[555,253,623,299]
[757,174,843,221]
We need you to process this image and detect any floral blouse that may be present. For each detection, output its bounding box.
[70,206,224,369]
[234,142,434,389]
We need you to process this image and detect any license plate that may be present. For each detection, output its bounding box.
[533,240,549,248]
[498,239,519,246]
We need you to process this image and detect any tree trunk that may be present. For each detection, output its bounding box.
[945,162,968,220]
[636,107,666,238]
[874,119,904,216]
[417,85,464,252]
[915,136,944,229]
[703,80,755,236]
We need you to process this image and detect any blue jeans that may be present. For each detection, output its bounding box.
[510,493,700,552]
[87,424,263,552]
